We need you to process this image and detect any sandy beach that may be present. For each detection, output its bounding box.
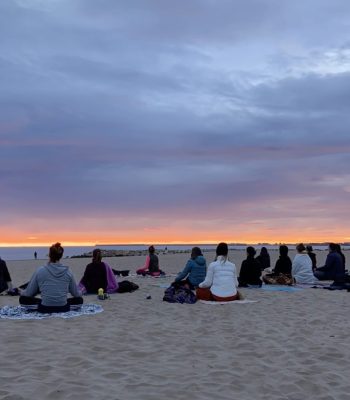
[1,250,349,400]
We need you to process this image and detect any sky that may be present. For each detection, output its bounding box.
[1,0,350,246]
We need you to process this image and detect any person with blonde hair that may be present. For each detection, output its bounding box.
[19,243,83,313]
[196,242,239,301]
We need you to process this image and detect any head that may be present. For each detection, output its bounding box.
[306,245,313,252]
[216,242,228,258]
[49,242,64,263]
[279,245,289,257]
[148,245,155,254]
[246,246,256,257]
[260,247,268,256]
[191,247,203,259]
[296,243,306,253]
[329,243,338,252]
[92,249,102,263]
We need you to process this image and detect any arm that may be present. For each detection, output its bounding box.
[22,272,40,297]
[317,254,332,271]
[69,274,82,297]
[199,263,214,288]
[175,260,192,282]
[138,256,150,272]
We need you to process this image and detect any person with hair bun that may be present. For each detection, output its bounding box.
[238,246,262,287]
[196,242,239,301]
[291,243,317,284]
[19,243,83,313]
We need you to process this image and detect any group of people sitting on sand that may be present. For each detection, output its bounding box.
[0,241,348,313]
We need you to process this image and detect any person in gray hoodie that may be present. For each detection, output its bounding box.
[173,247,207,289]
[19,243,83,313]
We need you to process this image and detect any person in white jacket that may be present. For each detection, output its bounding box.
[196,242,239,301]
[292,243,318,284]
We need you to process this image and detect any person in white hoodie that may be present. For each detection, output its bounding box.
[19,243,83,313]
[196,242,239,301]
[292,243,317,284]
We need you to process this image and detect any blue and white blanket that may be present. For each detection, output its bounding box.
[0,303,103,320]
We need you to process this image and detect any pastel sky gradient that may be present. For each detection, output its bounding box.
[1,0,350,245]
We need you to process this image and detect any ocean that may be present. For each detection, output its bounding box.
[0,244,342,261]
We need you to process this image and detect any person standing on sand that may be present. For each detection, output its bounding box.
[34,251,37,260]
[19,242,83,313]
[196,242,239,302]
[292,243,317,284]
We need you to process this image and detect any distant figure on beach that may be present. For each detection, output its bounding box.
[257,247,270,271]
[306,245,317,270]
[0,257,13,294]
[238,246,262,287]
[164,246,168,254]
[34,251,37,260]
[292,243,317,284]
[79,249,118,294]
[136,246,165,276]
[263,245,293,285]
[19,243,83,313]
[196,242,239,302]
[173,247,206,289]
[314,243,345,283]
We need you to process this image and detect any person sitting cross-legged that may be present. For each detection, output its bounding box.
[19,243,83,313]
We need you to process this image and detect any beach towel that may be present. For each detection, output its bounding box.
[0,304,103,320]
[199,300,258,305]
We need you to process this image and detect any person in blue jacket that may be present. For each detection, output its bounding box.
[314,243,345,283]
[173,247,207,289]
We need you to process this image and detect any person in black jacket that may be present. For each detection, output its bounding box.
[263,245,293,285]
[0,257,13,294]
[314,243,344,282]
[238,246,262,287]
[274,245,292,275]
[257,247,270,271]
[306,245,317,271]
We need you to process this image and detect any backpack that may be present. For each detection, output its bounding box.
[117,280,139,293]
[163,286,197,304]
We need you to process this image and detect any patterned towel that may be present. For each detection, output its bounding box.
[0,303,103,320]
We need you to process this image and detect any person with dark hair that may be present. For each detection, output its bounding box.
[79,249,118,294]
[263,245,293,285]
[173,247,206,289]
[306,245,317,270]
[274,245,292,275]
[0,257,13,294]
[19,243,83,313]
[334,244,346,271]
[238,246,262,287]
[292,243,316,284]
[314,243,345,283]
[136,245,164,276]
[257,247,270,271]
[196,242,239,302]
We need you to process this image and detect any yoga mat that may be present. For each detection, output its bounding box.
[0,303,103,320]
[199,300,258,305]
[261,285,303,292]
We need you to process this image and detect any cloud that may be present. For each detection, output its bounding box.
[1,1,350,243]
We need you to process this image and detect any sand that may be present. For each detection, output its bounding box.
[1,250,349,400]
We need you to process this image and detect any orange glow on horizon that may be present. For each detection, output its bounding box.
[1,231,349,247]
